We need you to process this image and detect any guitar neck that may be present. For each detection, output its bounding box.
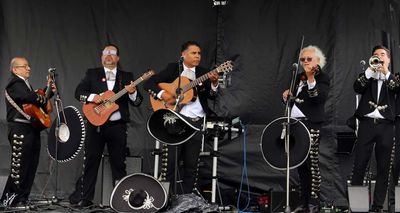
[108,77,143,102]
[181,68,217,93]
[45,81,52,99]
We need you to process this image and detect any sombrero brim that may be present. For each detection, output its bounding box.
[147,109,200,145]
[47,106,85,162]
[110,173,167,213]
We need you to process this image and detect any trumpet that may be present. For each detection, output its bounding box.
[369,55,383,71]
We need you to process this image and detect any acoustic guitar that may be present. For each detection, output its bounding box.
[149,61,234,111]
[83,70,154,126]
[23,76,53,129]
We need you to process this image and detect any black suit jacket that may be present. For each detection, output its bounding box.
[75,67,143,123]
[394,73,400,116]
[354,72,398,121]
[5,73,49,122]
[144,63,216,115]
[290,71,330,123]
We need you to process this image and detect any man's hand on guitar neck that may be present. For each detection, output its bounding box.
[125,82,137,94]
[208,71,219,87]
[161,92,176,105]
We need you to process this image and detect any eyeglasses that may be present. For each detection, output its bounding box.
[300,57,313,62]
[102,49,118,56]
[14,65,30,69]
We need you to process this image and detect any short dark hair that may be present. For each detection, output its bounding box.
[372,45,390,58]
[104,43,120,56]
[181,41,201,53]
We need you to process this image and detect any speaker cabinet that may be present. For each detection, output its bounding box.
[348,185,369,212]
[395,186,400,212]
[94,155,142,207]
[347,180,388,212]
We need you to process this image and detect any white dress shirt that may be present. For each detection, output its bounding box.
[364,67,391,119]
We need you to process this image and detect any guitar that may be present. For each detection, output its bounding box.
[83,70,155,126]
[149,60,234,111]
[23,75,54,129]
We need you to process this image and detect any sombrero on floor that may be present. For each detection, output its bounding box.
[147,109,201,145]
[110,173,167,213]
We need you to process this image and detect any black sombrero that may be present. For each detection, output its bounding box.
[147,109,201,145]
[260,117,311,170]
[47,106,85,162]
[110,173,167,213]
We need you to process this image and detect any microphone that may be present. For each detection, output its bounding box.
[360,60,366,70]
[48,67,56,73]
[291,63,298,71]
[280,125,286,140]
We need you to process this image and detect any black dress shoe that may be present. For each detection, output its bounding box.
[72,200,93,208]
[309,204,320,213]
[369,209,383,213]
[9,199,28,207]
[293,205,309,213]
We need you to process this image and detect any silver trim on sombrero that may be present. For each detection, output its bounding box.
[110,173,167,212]
[260,117,311,170]
[123,189,159,210]
[47,106,86,162]
[147,109,200,145]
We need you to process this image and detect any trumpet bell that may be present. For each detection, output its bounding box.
[369,55,383,70]
[260,117,311,170]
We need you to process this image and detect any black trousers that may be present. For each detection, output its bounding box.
[297,120,321,207]
[351,118,395,209]
[1,122,41,205]
[166,129,202,195]
[69,121,128,203]
[388,117,400,207]
[391,118,400,184]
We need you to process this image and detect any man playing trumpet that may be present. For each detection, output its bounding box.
[351,45,399,213]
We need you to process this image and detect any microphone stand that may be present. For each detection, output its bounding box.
[172,57,185,197]
[283,36,304,213]
[49,70,66,204]
[174,57,184,111]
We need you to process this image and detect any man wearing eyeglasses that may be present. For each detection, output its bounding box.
[282,45,330,213]
[69,44,143,208]
[351,45,398,213]
[1,57,55,207]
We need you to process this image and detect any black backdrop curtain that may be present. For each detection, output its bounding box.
[0,0,399,208]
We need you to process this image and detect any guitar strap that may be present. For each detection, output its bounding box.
[4,90,31,121]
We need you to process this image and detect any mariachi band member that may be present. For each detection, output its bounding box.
[69,44,143,208]
[1,57,55,207]
[144,41,219,195]
[282,45,330,213]
[351,45,398,213]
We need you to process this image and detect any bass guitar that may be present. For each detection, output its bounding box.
[83,70,154,126]
[149,61,233,111]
